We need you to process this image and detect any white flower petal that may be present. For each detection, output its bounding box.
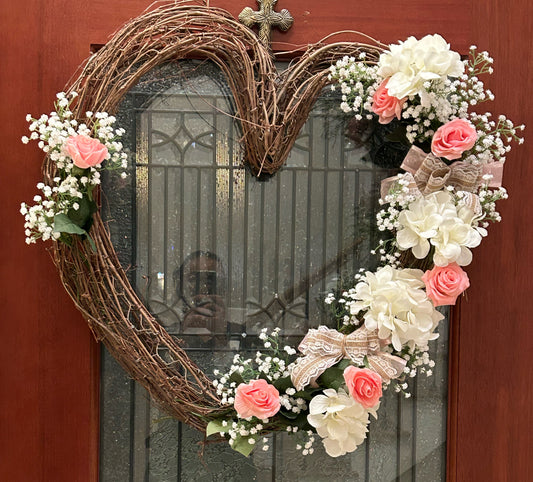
[411,239,430,259]
[323,438,345,457]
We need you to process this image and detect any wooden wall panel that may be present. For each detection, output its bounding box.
[1,3,43,479]
[454,0,533,480]
[1,0,531,480]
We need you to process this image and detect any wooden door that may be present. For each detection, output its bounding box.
[2,1,531,481]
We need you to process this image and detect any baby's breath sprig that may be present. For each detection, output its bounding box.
[294,430,317,456]
[392,347,436,398]
[328,53,380,120]
[323,288,350,326]
[477,184,508,225]
[21,92,128,245]
[466,46,495,78]
[466,113,525,164]
[371,238,402,269]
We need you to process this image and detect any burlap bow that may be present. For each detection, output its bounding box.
[290,325,407,391]
[381,146,504,214]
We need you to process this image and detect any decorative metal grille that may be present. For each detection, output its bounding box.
[101,60,448,482]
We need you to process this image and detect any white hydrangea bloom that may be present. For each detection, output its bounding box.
[396,191,454,258]
[432,203,484,266]
[378,34,464,101]
[307,388,371,457]
[349,266,443,351]
[396,191,484,266]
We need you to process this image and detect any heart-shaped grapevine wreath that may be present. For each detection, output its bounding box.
[20,1,524,458]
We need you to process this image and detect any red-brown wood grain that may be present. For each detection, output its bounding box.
[1,1,531,480]
[454,0,533,480]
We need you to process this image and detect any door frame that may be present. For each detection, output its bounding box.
[2,1,532,481]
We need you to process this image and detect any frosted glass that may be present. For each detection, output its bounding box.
[101,61,447,481]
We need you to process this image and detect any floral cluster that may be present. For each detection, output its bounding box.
[208,328,314,456]
[329,35,524,151]
[312,34,524,455]
[20,92,127,245]
[207,327,387,457]
[206,35,524,460]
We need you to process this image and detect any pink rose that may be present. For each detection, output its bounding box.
[372,79,407,124]
[422,263,470,307]
[343,366,382,409]
[431,119,477,160]
[65,134,108,169]
[234,379,280,419]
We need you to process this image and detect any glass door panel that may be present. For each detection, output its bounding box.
[101,60,448,481]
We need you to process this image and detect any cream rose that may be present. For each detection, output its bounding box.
[343,367,382,409]
[65,134,108,169]
[422,263,470,306]
[372,79,406,124]
[431,119,478,160]
[234,379,280,419]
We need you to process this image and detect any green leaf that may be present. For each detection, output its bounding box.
[58,232,74,246]
[385,123,408,144]
[67,196,97,231]
[206,419,230,438]
[273,376,293,393]
[53,215,97,251]
[279,408,299,420]
[317,366,344,390]
[293,387,322,401]
[53,213,86,235]
[71,166,89,177]
[86,234,97,252]
[232,435,257,457]
[336,359,352,371]
[228,371,245,385]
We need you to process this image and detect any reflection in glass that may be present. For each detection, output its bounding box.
[100,61,448,481]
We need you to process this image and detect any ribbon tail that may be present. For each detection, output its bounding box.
[401,145,426,174]
[381,175,399,199]
[482,162,504,187]
[457,191,482,216]
[367,353,407,382]
[381,172,419,199]
[290,353,342,392]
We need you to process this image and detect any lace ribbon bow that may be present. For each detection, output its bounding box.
[381,146,504,214]
[290,325,407,391]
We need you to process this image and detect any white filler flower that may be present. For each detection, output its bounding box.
[307,388,371,457]
[349,266,444,351]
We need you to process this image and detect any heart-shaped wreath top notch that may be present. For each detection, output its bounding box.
[46,1,385,431]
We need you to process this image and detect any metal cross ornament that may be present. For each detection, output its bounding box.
[239,0,294,50]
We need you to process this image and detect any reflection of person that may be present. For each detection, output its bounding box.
[173,251,226,340]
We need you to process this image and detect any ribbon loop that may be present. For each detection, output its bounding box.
[404,146,483,194]
[380,146,504,215]
[290,326,407,391]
